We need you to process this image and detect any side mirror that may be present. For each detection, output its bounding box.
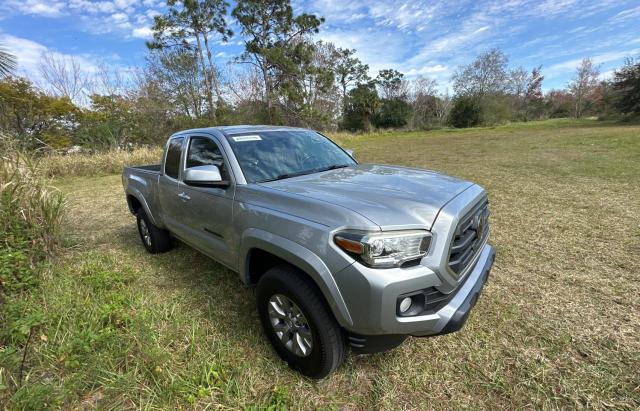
[184,165,229,188]
[345,149,355,158]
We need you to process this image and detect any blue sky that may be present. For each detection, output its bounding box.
[1,0,639,93]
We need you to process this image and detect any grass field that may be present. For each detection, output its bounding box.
[3,119,640,409]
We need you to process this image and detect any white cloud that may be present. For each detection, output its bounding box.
[609,6,640,23]
[19,0,165,38]
[0,34,49,76]
[530,0,577,17]
[311,0,442,31]
[545,49,640,79]
[2,0,65,17]
[309,0,363,23]
[404,64,448,76]
[69,0,116,14]
[0,33,123,99]
[110,12,129,23]
[0,34,104,105]
[131,27,153,39]
[318,27,408,75]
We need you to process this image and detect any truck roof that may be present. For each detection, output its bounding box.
[172,125,310,138]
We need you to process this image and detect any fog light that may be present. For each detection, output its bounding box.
[399,297,412,313]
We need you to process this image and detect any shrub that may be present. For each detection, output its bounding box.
[449,96,481,128]
[0,135,65,395]
[612,57,640,115]
[479,94,513,125]
[373,98,412,128]
[0,137,65,262]
[341,82,380,132]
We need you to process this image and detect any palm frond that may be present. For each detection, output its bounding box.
[0,42,17,77]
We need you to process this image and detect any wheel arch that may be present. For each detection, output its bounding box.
[240,228,353,328]
[125,189,160,227]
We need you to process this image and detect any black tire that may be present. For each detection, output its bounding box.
[256,264,346,379]
[136,209,172,254]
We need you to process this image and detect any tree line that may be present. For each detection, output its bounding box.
[0,0,639,151]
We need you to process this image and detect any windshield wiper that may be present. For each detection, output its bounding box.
[259,169,316,183]
[317,164,350,172]
[259,164,351,183]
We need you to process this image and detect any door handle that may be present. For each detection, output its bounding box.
[178,192,191,202]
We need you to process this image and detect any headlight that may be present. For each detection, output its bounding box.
[334,230,431,268]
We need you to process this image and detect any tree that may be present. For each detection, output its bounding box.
[376,69,406,99]
[334,48,369,100]
[148,0,233,122]
[76,95,138,149]
[612,57,640,115]
[0,42,17,78]
[508,66,529,120]
[410,76,439,128]
[525,66,544,119]
[342,81,379,131]
[449,96,480,128]
[91,60,133,96]
[452,48,509,97]
[373,98,412,128]
[569,58,600,118]
[146,50,207,118]
[38,52,91,104]
[508,66,545,121]
[131,73,186,144]
[0,77,78,148]
[232,0,323,122]
[434,91,453,127]
[296,41,340,128]
[545,89,573,118]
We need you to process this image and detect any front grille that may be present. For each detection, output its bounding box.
[422,286,454,312]
[448,199,490,276]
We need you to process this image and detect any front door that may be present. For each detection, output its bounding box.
[179,135,236,268]
[157,136,189,239]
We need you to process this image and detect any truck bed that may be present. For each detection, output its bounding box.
[128,164,161,173]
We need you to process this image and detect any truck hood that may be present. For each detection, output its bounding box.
[261,164,473,230]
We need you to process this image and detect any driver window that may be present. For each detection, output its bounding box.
[186,137,229,180]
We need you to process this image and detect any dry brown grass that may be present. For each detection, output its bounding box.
[42,147,162,178]
[0,138,65,254]
[6,119,640,409]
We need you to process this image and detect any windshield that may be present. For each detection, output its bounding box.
[226,130,356,183]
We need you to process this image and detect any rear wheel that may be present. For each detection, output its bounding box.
[136,209,172,254]
[256,264,346,379]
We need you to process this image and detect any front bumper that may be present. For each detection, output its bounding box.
[414,244,495,337]
[334,244,495,339]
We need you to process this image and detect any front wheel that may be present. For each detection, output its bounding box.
[256,264,346,379]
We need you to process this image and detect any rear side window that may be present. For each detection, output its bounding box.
[164,137,183,179]
[186,137,229,179]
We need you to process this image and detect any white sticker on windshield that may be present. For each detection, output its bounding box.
[232,135,262,142]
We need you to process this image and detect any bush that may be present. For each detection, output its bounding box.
[479,94,513,125]
[0,135,65,396]
[373,98,412,128]
[0,137,65,261]
[341,83,380,132]
[449,96,481,128]
[613,57,640,115]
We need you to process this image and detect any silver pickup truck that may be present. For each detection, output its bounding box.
[122,125,495,379]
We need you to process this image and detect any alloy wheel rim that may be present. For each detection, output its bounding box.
[139,218,152,247]
[268,294,313,357]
